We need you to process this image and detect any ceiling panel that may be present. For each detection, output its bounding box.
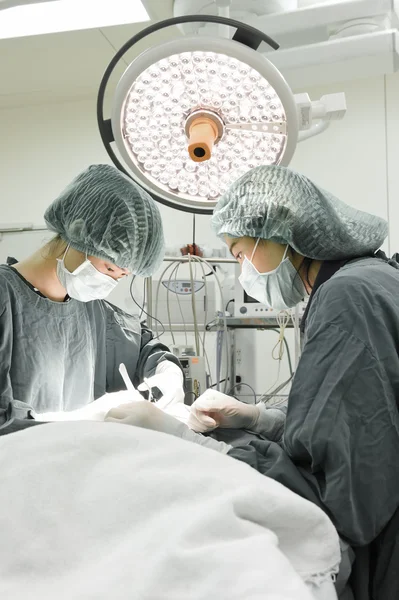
[0,29,120,104]
[142,0,174,21]
[0,0,176,109]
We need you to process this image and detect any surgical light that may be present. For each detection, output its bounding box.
[97,15,342,214]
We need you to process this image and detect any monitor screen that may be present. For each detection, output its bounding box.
[243,290,259,304]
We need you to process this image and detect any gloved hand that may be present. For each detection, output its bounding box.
[188,389,260,432]
[34,390,143,422]
[188,389,286,441]
[138,361,185,409]
[105,401,232,454]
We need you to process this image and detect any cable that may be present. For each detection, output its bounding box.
[256,311,291,401]
[129,276,165,338]
[188,254,200,356]
[189,255,213,386]
[173,262,188,346]
[153,257,212,384]
[272,310,291,362]
[258,369,294,406]
[270,328,293,377]
[191,256,230,393]
[225,298,235,313]
[270,375,293,396]
[151,255,225,390]
[165,263,180,346]
[228,382,257,404]
[210,379,226,388]
[154,261,180,338]
[184,391,198,404]
[174,257,212,384]
[140,277,146,319]
[190,256,229,390]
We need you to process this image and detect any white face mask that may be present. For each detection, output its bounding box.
[56,246,119,302]
[238,240,307,311]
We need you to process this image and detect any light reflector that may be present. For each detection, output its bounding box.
[112,36,298,211]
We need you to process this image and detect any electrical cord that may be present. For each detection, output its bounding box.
[225,298,235,314]
[154,261,180,338]
[150,255,227,391]
[188,254,200,356]
[270,375,293,397]
[189,255,213,387]
[164,261,190,347]
[185,390,198,403]
[270,328,293,377]
[190,256,229,390]
[190,255,230,393]
[165,263,181,346]
[139,277,146,319]
[155,257,212,384]
[228,382,257,404]
[258,370,294,406]
[173,262,188,346]
[256,311,291,401]
[272,311,291,361]
[209,379,226,388]
[129,276,165,338]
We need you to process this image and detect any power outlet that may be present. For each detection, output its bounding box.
[236,349,242,365]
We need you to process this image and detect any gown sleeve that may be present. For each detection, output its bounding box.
[0,302,43,435]
[135,321,183,383]
[103,302,182,393]
[283,280,399,546]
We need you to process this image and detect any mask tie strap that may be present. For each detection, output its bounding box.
[250,238,261,262]
[282,245,289,261]
[61,243,71,262]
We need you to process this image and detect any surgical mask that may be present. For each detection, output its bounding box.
[238,239,307,311]
[56,245,119,302]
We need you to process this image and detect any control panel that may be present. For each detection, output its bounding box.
[162,280,205,295]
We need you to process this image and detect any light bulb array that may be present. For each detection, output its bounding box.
[121,50,288,201]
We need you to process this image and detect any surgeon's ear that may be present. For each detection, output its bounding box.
[63,247,86,273]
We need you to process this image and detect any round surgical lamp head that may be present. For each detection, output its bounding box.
[98,15,299,215]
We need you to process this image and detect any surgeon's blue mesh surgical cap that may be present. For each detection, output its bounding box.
[212,165,388,260]
[44,164,165,276]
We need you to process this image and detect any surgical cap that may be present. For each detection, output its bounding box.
[44,164,165,276]
[212,165,388,260]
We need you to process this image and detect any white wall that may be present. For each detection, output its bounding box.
[1,72,398,399]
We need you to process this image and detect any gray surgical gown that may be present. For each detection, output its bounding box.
[283,256,399,547]
[228,256,399,545]
[225,255,399,598]
[0,265,180,432]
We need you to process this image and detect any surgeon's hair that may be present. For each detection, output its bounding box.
[289,247,314,290]
[43,234,68,260]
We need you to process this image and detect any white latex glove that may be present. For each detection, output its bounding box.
[34,390,143,422]
[188,389,286,441]
[105,401,232,454]
[138,361,185,409]
[188,389,260,432]
[159,402,191,426]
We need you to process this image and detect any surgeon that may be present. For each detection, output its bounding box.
[106,165,399,598]
[0,164,185,434]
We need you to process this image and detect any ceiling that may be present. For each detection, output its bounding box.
[2,0,397,110]
[0,0,178,109]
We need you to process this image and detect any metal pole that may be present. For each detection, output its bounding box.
[162,256,235,264]
[229,329,236,392]
[146,277,153,330]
